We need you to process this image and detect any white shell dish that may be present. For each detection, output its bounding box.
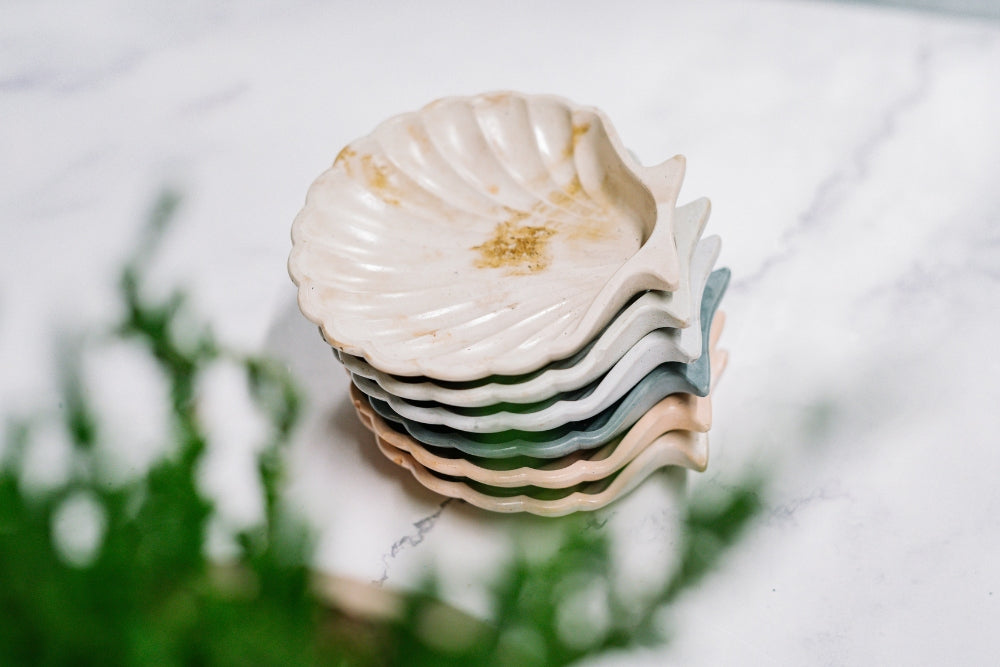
[289,91,692,381]
[337,199,716,407]
[341,231,718,409]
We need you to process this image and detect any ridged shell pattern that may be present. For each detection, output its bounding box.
[336,209,719,409]
[290,92,732,514]
[348,269,728,433]
[289,92,687,381]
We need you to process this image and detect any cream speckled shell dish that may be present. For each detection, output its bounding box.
[336,203,718,408]
[289,91,690,381]
[291,91,731,515]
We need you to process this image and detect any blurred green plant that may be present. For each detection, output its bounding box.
[0,192,353,665]
[385,478,764,667]
[0,193,764,666]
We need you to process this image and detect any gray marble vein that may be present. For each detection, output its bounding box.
[734,39,934,292]
[374,499,452,586]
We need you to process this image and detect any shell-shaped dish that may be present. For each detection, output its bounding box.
[290,91,691,381]
[337,202,716,408]
[349,341,721,488]
[347,261,722,432]
[369,343,726,460]
[350,270,727,434]
[366,287,728,459]
[372,430,708,517]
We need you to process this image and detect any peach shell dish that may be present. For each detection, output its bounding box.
[288,91,703,381]
[372,429,708,517]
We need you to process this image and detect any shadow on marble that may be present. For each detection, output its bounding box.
[260,288,698,525]
[261,291,445,511]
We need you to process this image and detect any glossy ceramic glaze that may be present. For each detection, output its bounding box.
[366,296,727,459]
[371,430,708,516]
[337,204,716,408]
[290,91,696,381]
[348,341,721,487]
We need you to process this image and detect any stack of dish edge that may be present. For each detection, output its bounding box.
[289,92,729,517]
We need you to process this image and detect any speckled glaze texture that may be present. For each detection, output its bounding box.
[365,277,728,459]
[289,91,699,381]
[337,207,717,408]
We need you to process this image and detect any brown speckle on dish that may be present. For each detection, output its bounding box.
[472,220,557,274]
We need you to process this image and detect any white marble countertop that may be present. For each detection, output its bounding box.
[3,0,999,662]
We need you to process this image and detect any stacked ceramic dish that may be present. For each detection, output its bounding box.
[289,92,729,517]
